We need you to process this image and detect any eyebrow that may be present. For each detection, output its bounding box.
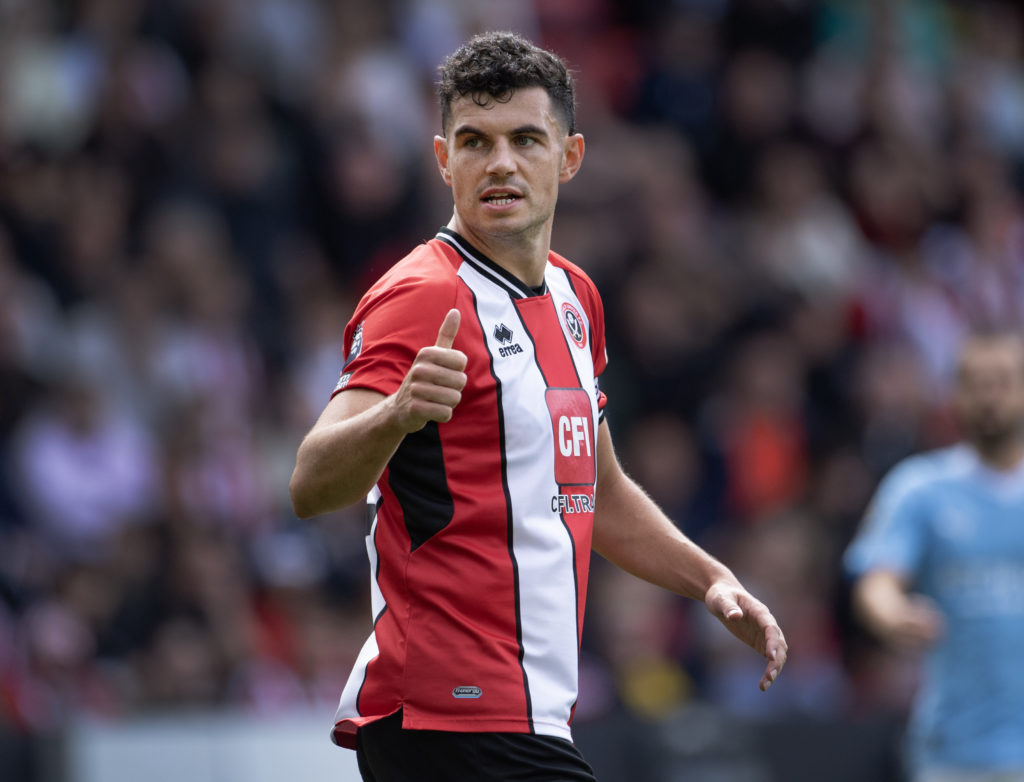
[453,124,550,139]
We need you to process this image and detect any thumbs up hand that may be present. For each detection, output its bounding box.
[389,309,468,433]
[433,307,461,350]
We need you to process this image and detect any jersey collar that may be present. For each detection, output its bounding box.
[436,227,548,300]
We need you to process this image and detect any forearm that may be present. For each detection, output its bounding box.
[592,470,735,601]
[851,568,945,648]
[592,420,787,689]
[290,394,405,518]
[852,571,905,634]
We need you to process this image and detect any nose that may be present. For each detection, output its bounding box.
[485,138,516,177]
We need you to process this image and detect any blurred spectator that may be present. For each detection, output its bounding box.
[744,140,866,299]
[10,371,161,562]
[710,330,810,523]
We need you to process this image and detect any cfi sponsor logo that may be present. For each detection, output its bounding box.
[452,685,483,699]
[561,302,586,349]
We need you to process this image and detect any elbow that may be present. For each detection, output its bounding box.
[289,469,359,518]
[291,498,316,521]
[288,472,318,519]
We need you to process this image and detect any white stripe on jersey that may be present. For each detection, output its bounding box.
[459,260,596,740]
[335,487,385,725]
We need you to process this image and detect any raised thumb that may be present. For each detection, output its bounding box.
[434,308,461,349]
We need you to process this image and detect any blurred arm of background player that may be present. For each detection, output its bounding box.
[592,420,788,692]
[852,569,946,650]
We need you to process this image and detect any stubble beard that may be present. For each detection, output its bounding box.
[968,417,1024,463]
[473,200,556,247]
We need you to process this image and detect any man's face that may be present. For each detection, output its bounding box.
[954,336,1024,447]
[434,87,583,246]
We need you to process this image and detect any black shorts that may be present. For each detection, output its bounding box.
[355,710,599,782]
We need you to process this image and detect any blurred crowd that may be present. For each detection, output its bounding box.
[2,0,1024,755]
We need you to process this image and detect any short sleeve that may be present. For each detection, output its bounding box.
[332,260,458,399]
[559,260,608,416]
[588,294,608,417]
[843,461,932,581]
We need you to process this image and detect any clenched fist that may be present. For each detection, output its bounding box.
[389,308,468,433]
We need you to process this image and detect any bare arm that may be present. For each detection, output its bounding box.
[852,569,945,650]
[592,420,787,691]
[289,309,467,518]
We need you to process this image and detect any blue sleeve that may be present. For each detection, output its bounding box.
[843,460,931,581]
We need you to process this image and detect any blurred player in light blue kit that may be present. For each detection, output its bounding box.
[845,331,1024,782]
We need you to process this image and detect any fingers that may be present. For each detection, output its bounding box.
[435,308,461,349]
[759,642,786,692]
[408,368,466,409]
[404,385,463,424]
[400,360,466,428]
[392,309,467,432]
[422,308,467,371]
[709,585,788,692]
[904,595,945,643]
[406,361,467,391]
[759,628,788,692]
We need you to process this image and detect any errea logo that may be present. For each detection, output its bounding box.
[493,323,524,358]
[494,323,513,343]
[452,685,482,699]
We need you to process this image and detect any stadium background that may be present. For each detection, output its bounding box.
[0,0,1021,779]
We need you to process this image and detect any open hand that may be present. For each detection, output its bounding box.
[705,580,788,692]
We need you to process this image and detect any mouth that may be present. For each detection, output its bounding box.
[481,189,523,207]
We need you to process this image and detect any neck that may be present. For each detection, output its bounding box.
[448,216,550,287]
[972,435,1024,471]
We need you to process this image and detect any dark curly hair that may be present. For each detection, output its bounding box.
[438,31,576,136]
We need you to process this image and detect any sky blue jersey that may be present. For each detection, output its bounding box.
[844,444,1024,774]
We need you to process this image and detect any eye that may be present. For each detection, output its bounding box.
[464,136,484,149]
[515,136,537,147]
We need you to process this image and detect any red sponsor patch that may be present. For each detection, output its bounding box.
[545,388,596,485]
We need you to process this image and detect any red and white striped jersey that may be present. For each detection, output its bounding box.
[330,228,608,749]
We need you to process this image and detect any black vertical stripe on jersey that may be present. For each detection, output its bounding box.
[365,493,383,536]
[467,287,535,732]
[388,422,454,552]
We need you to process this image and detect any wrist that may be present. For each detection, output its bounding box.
[698,564,740,605]
[378,393,417,438]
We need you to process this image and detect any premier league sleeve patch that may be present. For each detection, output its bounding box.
[332,322,364,395]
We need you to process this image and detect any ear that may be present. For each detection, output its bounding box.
[559,133,585,183]
[434,135,452,186]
